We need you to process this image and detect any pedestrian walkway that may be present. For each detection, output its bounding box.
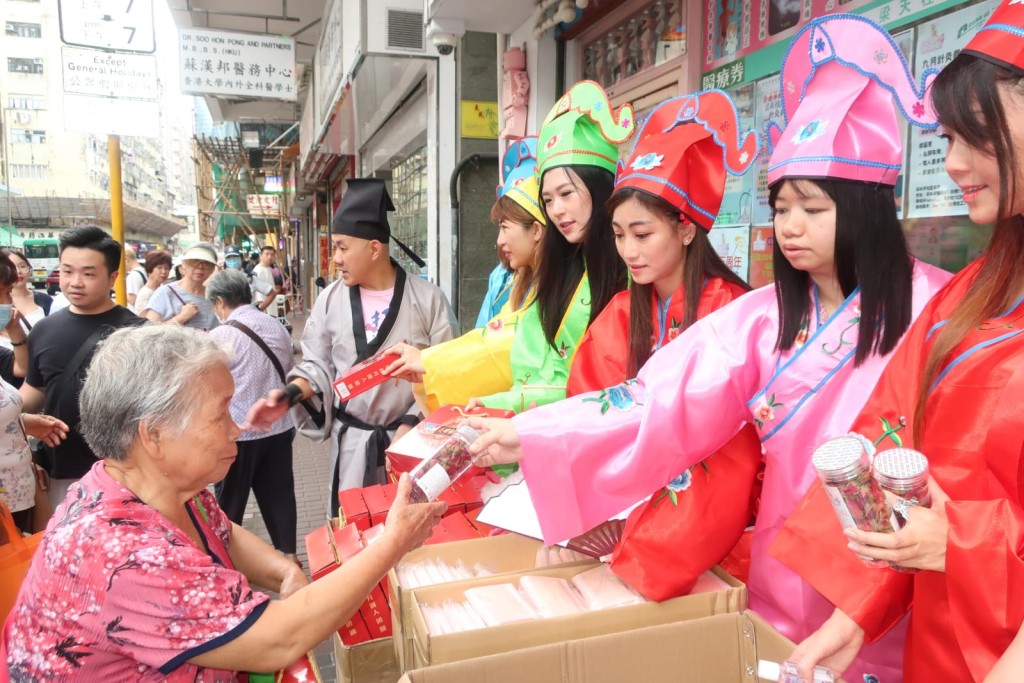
[237,311,341,681]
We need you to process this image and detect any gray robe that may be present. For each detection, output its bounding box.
[288,268,457,509]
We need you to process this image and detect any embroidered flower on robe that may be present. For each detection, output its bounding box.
[753,393,784,429]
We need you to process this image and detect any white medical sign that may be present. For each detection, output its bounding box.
[62,45,158,100]
[63,93,160,137]
[58,0,156,54]
[179,28,297,101]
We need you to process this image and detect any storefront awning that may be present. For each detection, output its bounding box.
[8,196,185,238]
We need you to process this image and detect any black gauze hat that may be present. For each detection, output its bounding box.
[331,178,424,267]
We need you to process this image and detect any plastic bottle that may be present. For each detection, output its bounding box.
[811,436,895,565]
[757,660,835,682]
[408,424,483,503]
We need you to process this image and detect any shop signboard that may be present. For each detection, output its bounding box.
[714,82,757,228]
[748,226,774,289]
[178,28,297,101]
[710,224,751,281]
[247,194,281,217]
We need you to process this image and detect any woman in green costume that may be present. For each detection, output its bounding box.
[387,81,634,413]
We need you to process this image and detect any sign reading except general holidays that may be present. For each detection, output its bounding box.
[61,45,158,100]
[58,0,156,54]
[179,28,297,101]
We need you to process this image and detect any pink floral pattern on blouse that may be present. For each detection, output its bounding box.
[4,460,270,681]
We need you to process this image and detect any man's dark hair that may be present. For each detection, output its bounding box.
[260,245,276,254]
[59,226,122,274]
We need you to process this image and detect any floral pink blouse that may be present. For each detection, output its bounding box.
[3,461,270,681]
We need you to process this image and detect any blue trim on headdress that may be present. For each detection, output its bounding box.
[766,154,901,174]
[975,23,1024,40]
[615,171,716,222]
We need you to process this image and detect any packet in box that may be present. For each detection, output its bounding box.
[386,404,514,481]
[333,348,401,403]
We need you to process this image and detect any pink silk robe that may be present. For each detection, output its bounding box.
[513,260,951,682]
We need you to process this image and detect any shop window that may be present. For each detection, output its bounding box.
[387,145,428,276]
[8,94,45,110]
[11,164,47,179]
[7,58,43,74]
[5,22,41,38]
[580,0,686,90]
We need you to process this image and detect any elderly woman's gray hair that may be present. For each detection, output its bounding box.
[80,325,230,462]
[206,269,253,308]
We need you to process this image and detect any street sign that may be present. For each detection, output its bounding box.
[179,28,297,101]
[62,93,160,137]
[58,0,156,54]
[61,46,158,100]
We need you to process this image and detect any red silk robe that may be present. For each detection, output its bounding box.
[774,259,1024,681]
[567,278,764,600]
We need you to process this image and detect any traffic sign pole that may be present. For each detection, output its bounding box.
[109,135,126,306]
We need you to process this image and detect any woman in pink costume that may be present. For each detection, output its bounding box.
[470,15,951,682]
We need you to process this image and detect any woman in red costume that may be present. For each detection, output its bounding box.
[565,90,763,596]
[778,2,1024,680]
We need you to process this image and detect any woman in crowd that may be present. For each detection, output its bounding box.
[207,269,300,566]
[384,137,546,410]
[777,3,1024,680]
[3,249,51,333]
[468,15,950,682]
[0,251,67,533]
[3,325,445,679]
[134,248,173,314]
[141,243,219,331]
[565,91,763,598]
[389,82,633,413]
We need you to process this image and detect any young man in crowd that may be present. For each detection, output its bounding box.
[246,178,457,515]
[22,226,145,507]
[124,245,147,312]
[252,245,282,317]
[224,244,277,313]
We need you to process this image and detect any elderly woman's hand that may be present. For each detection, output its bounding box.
[23,414,69,448]
[278,562,308,599]
[384,474,447,556]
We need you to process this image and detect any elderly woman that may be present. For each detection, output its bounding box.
[208,269,299,564]
[134,248,173,314]
[3,325,445,679]
[142,243,220,331]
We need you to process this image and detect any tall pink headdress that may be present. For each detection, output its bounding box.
[765,14,939,186]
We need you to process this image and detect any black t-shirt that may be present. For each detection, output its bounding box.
[27,306,144,478]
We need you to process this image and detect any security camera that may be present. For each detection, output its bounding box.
[427,19,464,56]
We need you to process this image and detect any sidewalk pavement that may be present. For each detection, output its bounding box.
[237,311,341,681]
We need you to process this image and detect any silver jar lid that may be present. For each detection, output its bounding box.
[812,436,867,481]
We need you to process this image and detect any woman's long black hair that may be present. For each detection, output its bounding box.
[770,178,914,366]
[534,165,626,348]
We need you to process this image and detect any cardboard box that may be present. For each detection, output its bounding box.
[334,349,400,403]
[407,564,746,669]
[388,534,598,672]
[338,488,371,531]
[334,632,400,683]
[385,404,514,483]
[397,611,812,683]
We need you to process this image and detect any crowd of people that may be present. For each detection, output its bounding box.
[2,3,1024,681]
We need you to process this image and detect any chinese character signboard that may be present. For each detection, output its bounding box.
[247,194,281,217]
[748,225,774,288]
[61,46,158,100]
[710,224,750,281]
[179,28,297,101]
[460,101,500,139]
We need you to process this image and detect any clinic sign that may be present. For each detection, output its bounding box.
[179,28,297,101]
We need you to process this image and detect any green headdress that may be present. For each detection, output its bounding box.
[536,80,636,177]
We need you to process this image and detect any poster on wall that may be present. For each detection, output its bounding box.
[750,74,782,226]
[904,0,997,218]
[748,225,775,288]
[710,224,751,281]
[903,216,992,273]
[714,82,757,227]
[704,0,873,71]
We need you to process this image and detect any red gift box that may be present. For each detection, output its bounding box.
[359,584,392,640]
[437,488,466,517]
[338,611,372,646]
[305,522,364,581]
[333,349,401,403]
[338,488,370,531]
[278,651,323,682]
[423,511,483,546]
[362,483,397,526]
[385,404,515,483]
